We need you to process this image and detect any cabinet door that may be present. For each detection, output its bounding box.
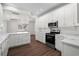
[57,6,65,27]
[0,49,1,56]
[49,6,65,27]
[0,4,3,32]
[8,34,18,47]
[55,35,61,51]
[0,4,3,21]
[55,35,64,51]
[1,39,8,56]
[18,34,30,45]
[73,4,78,26]
[38,28,45,43]
[64,4,74,27]
[51,10,59,22]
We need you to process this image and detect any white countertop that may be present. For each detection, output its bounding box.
[59,34,79,40]
[62,39,79,47]
[0,31,29,44]
[8,32,29,34]
[58,33,79,47]
[0,33,9,44]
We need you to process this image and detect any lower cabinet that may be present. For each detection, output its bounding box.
[36,28,45,43]
[0,39,8,56]
[8,33,30,48]
[39,32,45,43]
[0,46,1,55]
[36,28,49,43]
[61,39,79,56]
[0,32,31,56]
[55,34,64,51]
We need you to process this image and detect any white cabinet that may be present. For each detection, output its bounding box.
[35,4,78,44]
[50,4,65,27]
[55,4,77,27]
[57,6,65,27]
[0,38,8,56]
[55,34,64,51]
[52,10,58,20]
[74,4,79,26]
[0,48,1,56]
[58,4,76,27]
[36,27,49,43]
[0,4,3,21]
[0,44,2,55]
[35,17,50,43]
[64,4,75,27]
[8,32,30,47]
[1,39,8,56]
[52,4,75,27]
[0,4,3,32]
[0,32,30,56]
[0,35,9,56]
[35,28,44,43]
[37,28,46,43]
[0,4,7,33]
[62,39,79,56]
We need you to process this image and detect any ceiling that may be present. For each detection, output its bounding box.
[2,3,67,16]
[11,3,61,16]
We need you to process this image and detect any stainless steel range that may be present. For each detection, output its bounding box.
[46,21,60,49]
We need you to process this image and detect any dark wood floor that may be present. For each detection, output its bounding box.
[7,35,61,56]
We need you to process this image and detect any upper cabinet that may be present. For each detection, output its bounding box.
[64,4,74,27]
[64,3,79,26]
[0,4,3,30]
[0,4,3,22]
[74,4,79,26]
[36,3,78,28]
[57,6,65,27]
[55,4,77,27]
[77,4,79,25]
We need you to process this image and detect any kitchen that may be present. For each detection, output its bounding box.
[0,3,79,56]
